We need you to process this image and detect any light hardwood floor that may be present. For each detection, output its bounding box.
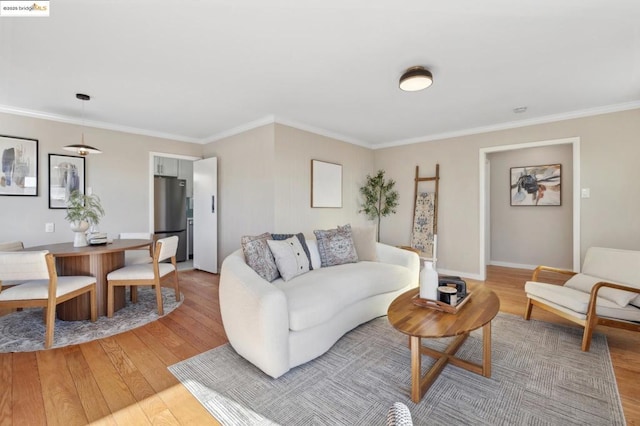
[0,266,638,425]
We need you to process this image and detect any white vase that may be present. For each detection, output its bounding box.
[70,220,90,247]
[419,260,439,300]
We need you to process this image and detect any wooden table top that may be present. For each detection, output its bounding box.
[388,283,500,339]
[26,239,152,257]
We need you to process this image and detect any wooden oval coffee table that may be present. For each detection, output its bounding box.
[388,283,500,402]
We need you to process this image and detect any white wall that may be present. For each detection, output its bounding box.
[488,144,573,269]
[375,108,640,277]
[0,112,202,247]
[203,123,375,263]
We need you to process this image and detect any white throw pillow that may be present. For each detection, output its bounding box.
[305,240,322,269]
[267,237,311,281]
[564,273,638,307]
[349,225,378,261]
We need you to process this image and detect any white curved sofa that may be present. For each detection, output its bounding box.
[219,239,419,378]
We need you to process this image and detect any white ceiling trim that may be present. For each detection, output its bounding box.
[273,116,370,148]
[374,101,640,149]
[0,104,201,144]
[201,115,276,144]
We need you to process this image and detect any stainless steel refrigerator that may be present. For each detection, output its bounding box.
[154,176,187,262]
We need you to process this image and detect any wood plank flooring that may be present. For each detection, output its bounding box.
[0,266,638,425]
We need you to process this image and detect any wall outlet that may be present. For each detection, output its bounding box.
[45,223,55,233]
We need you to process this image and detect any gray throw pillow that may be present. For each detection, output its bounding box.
[241,233,280,282]
[313,224,359,267]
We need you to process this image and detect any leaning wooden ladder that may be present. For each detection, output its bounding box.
[404,164,440,264]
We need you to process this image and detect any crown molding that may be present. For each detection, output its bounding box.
[201,115,277,143]
[374,100,640,149]
[273,116,369,148]
[0,104,201,144]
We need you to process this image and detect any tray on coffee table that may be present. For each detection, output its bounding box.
[411,292,472,314]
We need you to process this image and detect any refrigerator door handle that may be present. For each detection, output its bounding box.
[211,195,215,213]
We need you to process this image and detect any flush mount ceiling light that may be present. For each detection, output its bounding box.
[399,66,433,92]
[64,93,102,156]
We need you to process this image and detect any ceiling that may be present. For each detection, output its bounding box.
[1,0,639,147]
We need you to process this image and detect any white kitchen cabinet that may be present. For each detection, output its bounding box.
[178,159,194,197]
[154,156,178,177]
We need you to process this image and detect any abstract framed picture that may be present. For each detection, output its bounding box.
[510,163,561,206]
[48,154,85,209]
[311,159,342,208]
[0,134,38,196]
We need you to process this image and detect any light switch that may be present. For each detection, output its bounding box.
[581,188,591,198]
[45,223,55,232]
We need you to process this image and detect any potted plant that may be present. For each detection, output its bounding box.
[359,170,399,242]
[65,190,105,247]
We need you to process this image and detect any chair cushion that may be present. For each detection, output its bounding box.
[0,276,95,300]
[564,273,639,307]
[274,261,412,331]
[525,281,640,322]
[107,263,175,280]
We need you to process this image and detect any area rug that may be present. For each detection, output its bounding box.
[169,313,624,426]
[0,287,182,352]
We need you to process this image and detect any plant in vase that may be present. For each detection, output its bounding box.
[359,170,399,242]
[65,190,105,247]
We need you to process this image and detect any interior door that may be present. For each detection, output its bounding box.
[193,157,218,273]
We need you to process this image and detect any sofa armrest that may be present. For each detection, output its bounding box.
[376,243,420,287]
[531,265,577,283]
[219,250,290,378]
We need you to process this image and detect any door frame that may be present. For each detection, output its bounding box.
[478,137,580,280]
[148,152,202,236]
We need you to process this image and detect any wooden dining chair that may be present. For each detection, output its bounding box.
[0,250,97,349]
[106,236,180,317]
[118,232,154,265]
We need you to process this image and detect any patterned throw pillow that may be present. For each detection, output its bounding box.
[240,233,279,282]
[313,224,359,267]
[267,237,311,281]
[271,233,313,270]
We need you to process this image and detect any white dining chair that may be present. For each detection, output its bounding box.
[119,232,153,265]
[0,250,97,349]
[106,236,180,317]
[0,240,26,287]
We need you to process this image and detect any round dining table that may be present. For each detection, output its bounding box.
[26,239,153,321]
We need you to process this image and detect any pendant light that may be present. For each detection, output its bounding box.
[399,66,433,92]
[64,93,102,155]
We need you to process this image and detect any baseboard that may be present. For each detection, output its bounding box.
[489,261,537,270]
[436,267,483,281]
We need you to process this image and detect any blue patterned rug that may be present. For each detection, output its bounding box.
[169,313,624,426]
[0,287,182,352]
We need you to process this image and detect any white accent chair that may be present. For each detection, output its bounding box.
[0,241,26,287]
[0,250,97,349]
[106,236,180,317]
[119,232,153,265]
[524,247,640,351]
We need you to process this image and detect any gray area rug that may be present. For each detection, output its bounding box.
[0,287,182,352]
[169,313,624,426]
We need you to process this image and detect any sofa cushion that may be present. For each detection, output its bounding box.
[525,281,640,322]
[274,261,412,331]
[314,224,358,267]
[564,273,638,307]
[267,237,310,281]
[241,233,279,282]
[349,225,378,262]
[272,233,313,270]
[305,240,322,269]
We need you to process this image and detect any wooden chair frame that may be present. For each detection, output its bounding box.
[0,252,97,348]
[106,238,180,317]
[524,265,640,351]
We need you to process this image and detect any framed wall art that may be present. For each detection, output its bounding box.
[510,163,561,206]
[311,159,342,208]
[0,134,38,196]
[48,153,85,209]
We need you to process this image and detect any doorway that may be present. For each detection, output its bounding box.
[148,152,200,269]
[478,137,581,280]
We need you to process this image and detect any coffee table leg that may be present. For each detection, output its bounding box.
[482,321,492,377]
[410,335,421,403]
